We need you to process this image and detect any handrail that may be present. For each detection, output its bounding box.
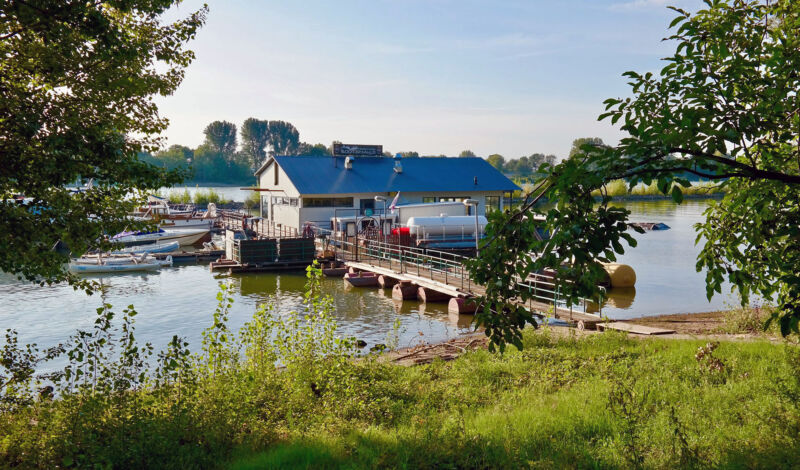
[328,235,595,316]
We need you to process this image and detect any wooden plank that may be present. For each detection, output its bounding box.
[597,322,675,335]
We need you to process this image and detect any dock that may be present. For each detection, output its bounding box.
[333,238,606,329]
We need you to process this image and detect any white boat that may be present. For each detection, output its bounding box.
[69,255,172,274]
[112,240,179,255]
[111,228,209,247]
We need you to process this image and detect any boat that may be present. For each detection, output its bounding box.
[322,262,348,277]
[69,255,172,274]
[343,271,379,287]
[110,228,209,247]
[112,240,179,255]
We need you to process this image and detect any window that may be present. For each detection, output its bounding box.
[302,197,354,208]
[271,196,299,206]
[274,166,279,186]
[486,196,501,212]
[422,197,436,203]
[438,196,469,202]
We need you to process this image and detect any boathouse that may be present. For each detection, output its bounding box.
[253,153,520,232]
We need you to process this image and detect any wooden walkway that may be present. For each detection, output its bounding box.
[344,257,606,328]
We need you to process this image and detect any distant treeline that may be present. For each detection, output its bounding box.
[140,128,709,186]
[138,119,332,185]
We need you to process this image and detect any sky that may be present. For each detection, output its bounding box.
[156,0,702,159]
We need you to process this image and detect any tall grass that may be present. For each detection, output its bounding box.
[592,179,726,198]
[2,270,798,468]
[192,188,230,205]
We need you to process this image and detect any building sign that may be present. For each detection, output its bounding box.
[332,143,383,157]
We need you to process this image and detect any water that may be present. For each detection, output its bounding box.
[601,199,735,318]
[0,199,734,353]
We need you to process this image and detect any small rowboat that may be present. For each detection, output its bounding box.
[344,272,379,287]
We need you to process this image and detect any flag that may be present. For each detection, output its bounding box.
[389,192,400,214]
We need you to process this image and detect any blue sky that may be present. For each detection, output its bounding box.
[157,0,701,159]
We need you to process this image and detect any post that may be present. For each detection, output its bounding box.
[463,199,480,256]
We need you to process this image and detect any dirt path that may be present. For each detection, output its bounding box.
[381,310,791,366]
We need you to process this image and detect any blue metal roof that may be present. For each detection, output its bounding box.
[269,156,520,194]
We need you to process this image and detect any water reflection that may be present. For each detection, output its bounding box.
[0,199,737,352]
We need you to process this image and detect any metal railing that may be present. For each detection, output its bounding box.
[326,233,596,318]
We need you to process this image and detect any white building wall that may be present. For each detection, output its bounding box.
[296,191,503,231]
[256,159,511,232]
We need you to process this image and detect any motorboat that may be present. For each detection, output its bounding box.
[69,255,172,274]
[111,228,209,247]
[112,240,179,255]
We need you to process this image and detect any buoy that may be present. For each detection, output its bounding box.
[417,286,450,303]
[448,297,478,315]
[602,263,636,288]
[392,281,418,300]
[378,275,398,288]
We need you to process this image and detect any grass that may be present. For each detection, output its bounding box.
[718,303,781,336]
[3,272,799,468]
[592,180,726,198]
[227,330,800,469]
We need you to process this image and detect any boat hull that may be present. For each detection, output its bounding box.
[112,229,209,247]
[68,263,161,274]
[344,272,379,287]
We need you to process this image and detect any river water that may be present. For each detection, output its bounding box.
[0,198,736,353]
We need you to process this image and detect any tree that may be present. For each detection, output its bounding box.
[267,121,300,156]
[487,154,505,171]
[568,138,606,158]
[0,1,206,287]
[203,121,238,161]
[468,0,800,349]
[398,151,419,158]
[459,149,478,158]
[240,118,270,170]
[297,142,331,156]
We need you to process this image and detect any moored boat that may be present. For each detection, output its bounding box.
[69,255,172,274]
[343,271,379,287]
[112,240,180,255]
[111,228,209,247]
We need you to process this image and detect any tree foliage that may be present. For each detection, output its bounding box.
[487,154,505,170]
[0,0,206,287]
[459,149,478,158]
[203,120,238,161]
[266,120,300,156]
[240,118,270,170]
[469,0,800,347]
[568,137,606,158]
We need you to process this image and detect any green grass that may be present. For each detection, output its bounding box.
[228,331,800,469]
[592,179,726,198]
[3,282,799,468]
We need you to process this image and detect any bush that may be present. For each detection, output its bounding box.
[243,191,260,210]
[168,188,192,204]
[193,188,230,205]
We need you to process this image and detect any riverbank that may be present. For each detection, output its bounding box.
[3,322,798,469]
